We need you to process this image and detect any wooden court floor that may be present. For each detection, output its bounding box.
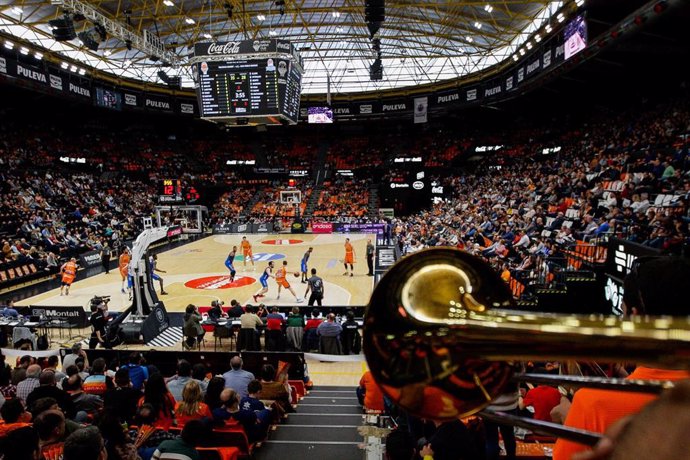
[16,233,375,313]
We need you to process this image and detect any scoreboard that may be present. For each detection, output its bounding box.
[160,179,183,203]
[191,40,302,126]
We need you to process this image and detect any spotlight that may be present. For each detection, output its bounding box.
[654,1,667,13]
[49,16,76,41]
[78,29,101,51]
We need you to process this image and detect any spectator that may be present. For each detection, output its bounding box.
[357,370,385,413]
[0,418,39,460]
[26,370,76,420]
[62,344,88,372]
[11,355,32,385]
[98,412,140,460]
[519,372,563,422]
[104,368,142,425]
[45,356,67,386]
[63,375,103,421]
[174,380,212,426]
[16,363,41,401]
[203,376,226,411]
[127,404,178,455]
[63,426,107,460]
[258,364,292,415]
[183,304,204,350]
[317,313,343,354]
[483,388,519,460]
[0,398,32,436]
[83,358,114,396]
[121,352,149,391]
[554,256,690,459]
[341,310,361,355]
[213,389,270,443]
[151,419,207,460]
[286,306,304,351]
[167,360,207,402]
[265,306,286,351]
[138,373,176,430]
[419,419,481,460]
[0,359,17,398]
[222,356,255,398]
[34,409,67,454]
[385,429,416,460]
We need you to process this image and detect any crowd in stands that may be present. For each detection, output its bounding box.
[0,347,302,460]
[312,179,372,218]
[391,98,690,293]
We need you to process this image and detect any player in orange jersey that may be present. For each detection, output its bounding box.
[119,248,131,294]
[60,257,78,296]
[343,238,355,277]
[275,260,303,302]
[241,236,254,270]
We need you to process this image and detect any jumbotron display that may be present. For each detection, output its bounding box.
[191,40,302,126]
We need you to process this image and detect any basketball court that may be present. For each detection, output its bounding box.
[15,233,376,313]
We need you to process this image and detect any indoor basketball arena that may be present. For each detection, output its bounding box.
[1,0,690,459]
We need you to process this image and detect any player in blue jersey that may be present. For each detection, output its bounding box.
[225,246,238,282]
[300,247,313,284]
[253,261,275,303]
[148,253,168,295]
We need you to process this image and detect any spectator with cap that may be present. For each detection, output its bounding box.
[222,356,255,398]
[104,368,141,425]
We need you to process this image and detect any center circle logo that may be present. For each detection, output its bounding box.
[261,239,304,245]
[185,276,256,290]
[236,252,285,262]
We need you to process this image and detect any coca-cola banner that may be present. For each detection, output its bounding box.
[194,39,293,57]
[311,222,333,234]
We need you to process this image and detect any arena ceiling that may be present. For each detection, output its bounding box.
[0,0,564,94]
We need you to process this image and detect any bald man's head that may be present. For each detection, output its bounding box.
[26,364,41,379]
[230,356,243,370]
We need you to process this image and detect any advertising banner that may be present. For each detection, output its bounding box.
[333,223,385,235]
[311,222,333,234]
[79,250,102,268]
[26,305,88,326]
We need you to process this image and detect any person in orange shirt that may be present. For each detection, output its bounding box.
[119,248,130,295]
[553,256,690,460]
[343,238,355,277]
[174,380,212,426]
[241,236,254,270]
[275,261,303,303]
[59,257,78,296]
[357,370,385,413]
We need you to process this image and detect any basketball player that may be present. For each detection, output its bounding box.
[225,246,238,281]
[343,238,355,277]
[241,236,254,270]
[300,247,313,283]
[149,253,168,295]
[119,248,130,294]
[253,261,275,302]
[59,257,78,296]
[276,260,303,302]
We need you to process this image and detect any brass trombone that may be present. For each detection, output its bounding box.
[363,248,689,445]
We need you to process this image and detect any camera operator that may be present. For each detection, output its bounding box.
[89,302,111,349]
